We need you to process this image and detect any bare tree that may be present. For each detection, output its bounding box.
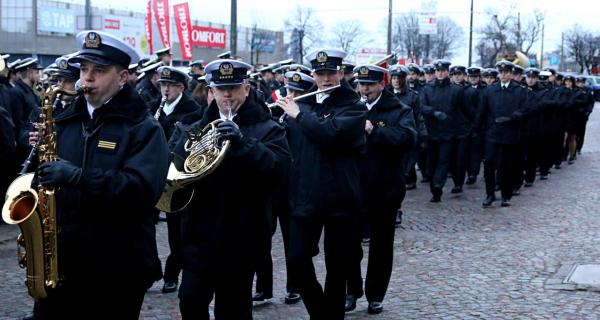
[430,16,463,59]
[565,25,600,73]
[392,11,462,61]
[249,23,277,65]
[330,19,365,56]
[284,6,323,62]
[476,7,544,67]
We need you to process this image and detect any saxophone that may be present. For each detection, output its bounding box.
[1,85,85,299]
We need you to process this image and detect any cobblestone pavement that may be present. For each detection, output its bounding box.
[2,104,600,319]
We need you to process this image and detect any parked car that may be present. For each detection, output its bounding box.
[582,75,600,102]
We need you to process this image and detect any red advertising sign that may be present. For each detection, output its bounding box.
[191,26,227,49]
[145,0,153,54]
[152,0,170,48]
[104,19,120,30]
[173,2,193,60]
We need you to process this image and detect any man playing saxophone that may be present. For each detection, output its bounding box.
[31,30,169,319]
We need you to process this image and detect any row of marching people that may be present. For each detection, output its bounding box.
[386,60,594,209]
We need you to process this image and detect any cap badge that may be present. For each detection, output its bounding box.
[219,62,234,76]
[359,67,369,76]
[396,67,402,73]
[161,68,171,78]
[292,74,301,83]
[377,121,386,127]
[58,59,68,70]
[316,51,328,64]
[84,32,101,49]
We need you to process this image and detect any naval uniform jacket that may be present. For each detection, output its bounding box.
[9,79,40,152]
[285,79,367,218]
[136,77,161,108]
[476,81,527,145]
[52,83,169,287]
[420,78,471,140]
[151,92,201,140]
[176,95,290,272]
[361,89,417,209]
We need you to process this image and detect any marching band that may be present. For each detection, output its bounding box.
[0,27,596,320]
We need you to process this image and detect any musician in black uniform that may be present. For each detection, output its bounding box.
[563,74,589,164]
[136,61,162,107]
[483,68,498,86]
[343,61,357,89]
[151,66,201,294]
[407,63,422,92]
[0,54,14,207]
[33,30,169,319]
[420,59,470,202]
[8,58,42,163]
[477,61,527,207]
[575,75,595,154]
[345,64,416,315]
[276,48,366,320]
[155,47,173,66]
[463,67,486,185]
[187,60,205,94]
[252,71,315,305]
[176,59,289,320]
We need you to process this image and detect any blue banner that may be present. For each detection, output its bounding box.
[37,5,76,34]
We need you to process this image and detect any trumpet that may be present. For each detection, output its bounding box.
[266,84,341,109]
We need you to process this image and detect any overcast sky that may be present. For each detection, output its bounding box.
[91,0,599,65]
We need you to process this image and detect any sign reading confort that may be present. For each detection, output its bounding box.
[191,26,227,49]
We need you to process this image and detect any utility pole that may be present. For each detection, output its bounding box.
[230,0,237,56]
[540,22,545,69]
[387,0,392,54]
[560,32,564,71]
[468,0,474,66]
[85,0,92,29]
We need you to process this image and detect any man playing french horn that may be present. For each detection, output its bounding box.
[173,59,290,320]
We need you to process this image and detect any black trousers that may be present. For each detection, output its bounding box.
[467,134,483,178]
[450,137,468,188]
[539,134,555,175]
[427,140,453,192]
[33,281,147,320]
[179,266,254,320]
[417,143,430,181]
[524,137,544,183]
[483,143,518,199]
[347,199,401,303]
[254,210,297,295]
[164,212,183,283]
[512,143,525,190]
[288,214,357,320]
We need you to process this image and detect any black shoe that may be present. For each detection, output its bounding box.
[368,301,384,314]
[466,176,476,185]
[430,187,442,202]
[162,281,178,293]
[501,198,511,207]
[284,292,301,304]
[252,292,273,302]
[451,186,463,194]
[568,158,574,165]
[406,183,417,190]
[345,294,358,312]
[512,188,520,196]
[395,210,402,227]
[540,175,548,180]
[482,195,496,207]
[524,181,533,187]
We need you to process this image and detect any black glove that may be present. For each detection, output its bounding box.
[494,116,511,124]
[433,111,448,120]
[216,120,244,145]
[38,159,82,187]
